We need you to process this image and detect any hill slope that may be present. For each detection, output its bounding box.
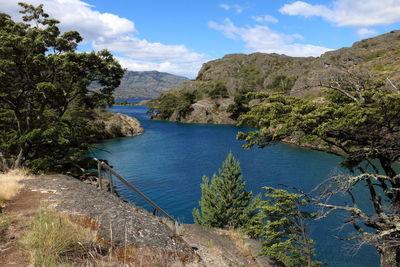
[150,30,400,123]
[113,71,189,98]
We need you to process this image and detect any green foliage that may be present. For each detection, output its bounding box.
[193,153,258,228]
[227,94,251,120]
[206,81,229,99]
[267,75,296,93]
[237,74,400,262]
[149,90,196,120]
[235,62,263,93]
[237,84,400,177]
[0,3,124,172]
[245,187,320,267]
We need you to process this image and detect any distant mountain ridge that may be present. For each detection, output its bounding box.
[113,71,189,99]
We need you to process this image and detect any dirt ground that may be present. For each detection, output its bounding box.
[0,189,51,266]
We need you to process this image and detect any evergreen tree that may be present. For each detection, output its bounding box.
[193,153,258,228]
[245,187,320,267]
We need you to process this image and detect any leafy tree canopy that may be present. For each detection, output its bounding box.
[237,71,400,265]
[0,3,124,173]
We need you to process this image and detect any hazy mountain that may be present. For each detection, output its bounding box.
[113,71,189,99]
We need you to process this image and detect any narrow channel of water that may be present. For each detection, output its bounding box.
[89,100,379,266]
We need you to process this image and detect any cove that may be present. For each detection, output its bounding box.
[89,100,379,267]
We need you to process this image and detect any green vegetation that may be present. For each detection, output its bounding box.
[245,187,319,267]
[227,94,251,120]
[0,3,124,173]
[149,90,197,120]
[0,215,15,242]
[235,62,264,93]
[267,75,296,93]
[237,71,400,266]
[206,81,229,99]
[192,153,258,228]
[21,208,97,266]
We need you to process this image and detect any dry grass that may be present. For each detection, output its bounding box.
[0,169,32,201]
[21,208,98,266]
[216,228,255,259]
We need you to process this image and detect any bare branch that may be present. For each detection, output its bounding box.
[386,78,399,94]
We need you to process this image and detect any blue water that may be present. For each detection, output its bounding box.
[88,99,379,267]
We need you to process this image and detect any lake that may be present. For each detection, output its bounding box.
[89,100,379,266]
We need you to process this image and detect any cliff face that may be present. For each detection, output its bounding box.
[151,30,400,124]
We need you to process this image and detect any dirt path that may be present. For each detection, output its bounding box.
[0,189,51,266]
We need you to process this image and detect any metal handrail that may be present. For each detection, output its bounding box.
[93,158,179,233]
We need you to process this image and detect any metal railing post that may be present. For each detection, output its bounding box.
[92,158,178,233]
[109,168,114,194]
[97,160,103,190]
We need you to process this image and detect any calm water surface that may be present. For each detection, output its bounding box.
[89,100,379,266]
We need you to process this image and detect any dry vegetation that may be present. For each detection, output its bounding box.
[20,208,99,266]
[0,169,32,201]
[19,208,191,266]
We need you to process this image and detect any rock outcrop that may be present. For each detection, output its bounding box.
[104,113,144,137]
[168,98,235,124]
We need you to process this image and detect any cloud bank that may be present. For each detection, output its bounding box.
[209,18,330,57]
[280,0,400,37]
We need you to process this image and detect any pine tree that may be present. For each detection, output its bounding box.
[193,153,257,228]
[245,187,320,267]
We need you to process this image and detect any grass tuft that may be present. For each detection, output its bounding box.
[0,215,16,242]
[21,208,98,266]
[0,169,32,201]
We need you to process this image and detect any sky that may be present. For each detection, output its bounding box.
[2,0,400,78]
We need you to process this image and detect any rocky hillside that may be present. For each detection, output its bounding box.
[150,30,400,124]
[0,172,276,266]
[113,71,189,98]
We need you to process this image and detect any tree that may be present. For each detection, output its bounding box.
[237,71,400,266]
[193,153,258,228]
[0,3,124,172]
[245,187,319,267]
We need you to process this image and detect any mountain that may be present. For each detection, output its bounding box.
[150,30,400,123]
[112,71,189,99]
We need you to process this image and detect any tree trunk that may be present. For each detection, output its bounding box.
[380,239,400,267]
[0,151,9,171]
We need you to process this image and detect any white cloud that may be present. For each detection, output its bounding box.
[252,15,279,24]
[219,4,245,14]
[93,37,210,78]
[93,36,208,63]
[2,0,209,78]
[357,28,378,37]
[2,0,135,42]
[280,0,400,28]
[116,57,205,78]
[209,19,330,57]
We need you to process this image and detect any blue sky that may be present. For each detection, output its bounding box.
[3,0,400,78]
